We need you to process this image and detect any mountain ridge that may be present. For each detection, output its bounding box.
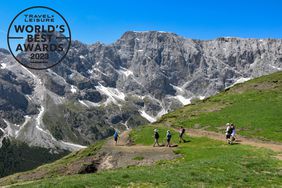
[1,31,282,148]
[0,31,281,177]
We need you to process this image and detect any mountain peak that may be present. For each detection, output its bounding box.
[120,31,179,40]
[0,48,10,55]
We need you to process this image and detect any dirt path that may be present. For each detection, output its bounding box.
[183,128,282,152]
[99,128,282,169]
[97,130,178,170]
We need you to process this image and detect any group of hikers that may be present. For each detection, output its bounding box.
[153,126,186,147]
[113,123,236,146]
[113,126,186,147]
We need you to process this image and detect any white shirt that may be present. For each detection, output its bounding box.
[226,126,230,135]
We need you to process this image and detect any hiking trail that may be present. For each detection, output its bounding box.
[99,127,282,170]
[98,129,178,170]
[184,128,282,152]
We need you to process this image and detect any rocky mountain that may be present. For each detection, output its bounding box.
[0,31,282,156]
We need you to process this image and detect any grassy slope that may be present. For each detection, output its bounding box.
[0,141,104,186]
[8,125,282,188]
[159,71,282,142]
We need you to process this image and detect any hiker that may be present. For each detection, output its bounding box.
[153,129,160,147]
[179,126,186,143]
[230,124,236,143]
[166,130,172,147]
[113,130,119,146]
[225,123,234,144]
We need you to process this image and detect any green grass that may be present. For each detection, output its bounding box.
[160,71,282,142]
[8,126,282,188]
[129,125,181,146]
[132,156,144,161]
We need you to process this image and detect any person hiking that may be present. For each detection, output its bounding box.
[153,129,160,147]
[230,124,236,143]
[166,130,172,147]
[113,130,119,146]
[179,126,186,143]
[225,123,234,144]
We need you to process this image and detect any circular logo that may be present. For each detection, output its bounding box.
[7,6,71,70]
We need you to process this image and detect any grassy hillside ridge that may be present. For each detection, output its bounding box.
[0,141,104,186]
[5,125,282,188]
[159,71,282,142]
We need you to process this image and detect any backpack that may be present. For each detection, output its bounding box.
[114,132,118,138]
[227,127,233,135]
[155,132,159,139]
[167,133,172,139]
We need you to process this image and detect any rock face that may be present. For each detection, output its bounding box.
[0,31,282,152]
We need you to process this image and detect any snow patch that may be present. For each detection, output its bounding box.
[79,100,100,108]
[270,65,282,71]
[139,109,156,123]
[0,127,4,133]
[121,120,129,130]
[136,95,146,100]
[170,84,184,94]
[1,63,6,69]
[25,95,32,101]
[69,73,75,79]
[79,100,89,108]
[96,83,125,106]
[175,95,192,105]
[228,77,251,88]
[118,67,133,77]
[86,100,101,107]
[70,85,77,93]
[93,68,108,76]
[79,55,85,59]
[199,96,205,100]
[60,141,87,149]
[156,106,168,118]
[145,55,152,60]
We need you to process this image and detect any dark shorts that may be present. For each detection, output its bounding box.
[114,137,118,141]
[226,134,231,139]
[167,138,171,142]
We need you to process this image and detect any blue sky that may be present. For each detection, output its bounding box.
[1,0,282,48]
